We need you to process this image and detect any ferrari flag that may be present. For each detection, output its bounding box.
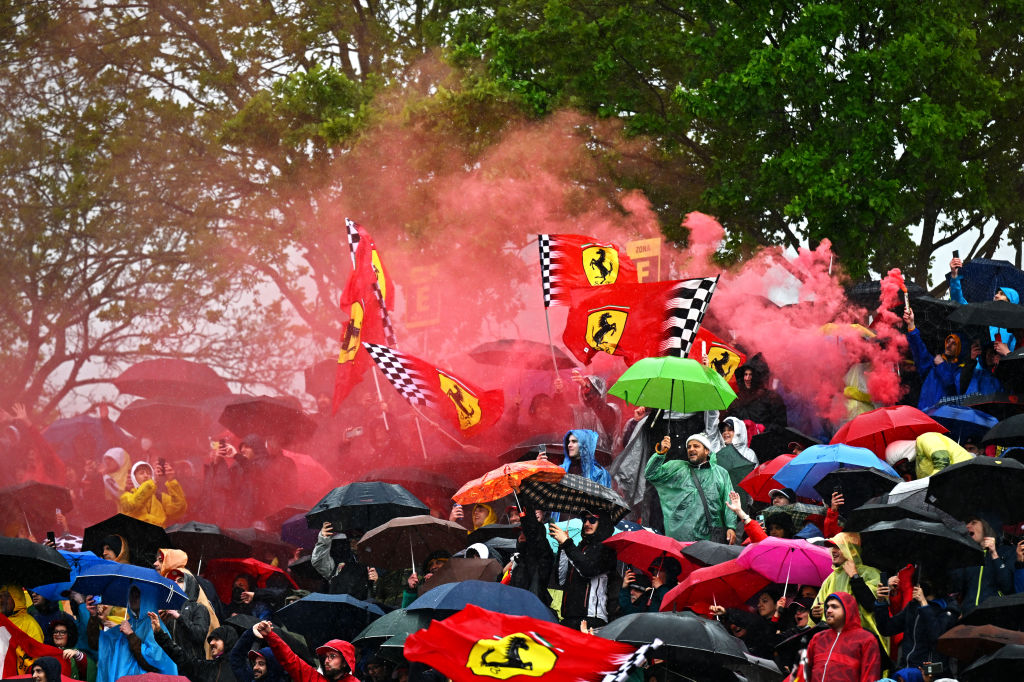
[404,604,656,682]
[362,344,504,438]
[1,614,72,677]
[538,234,637,307]
[689,327,746,385]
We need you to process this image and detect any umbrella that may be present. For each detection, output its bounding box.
[773,444,899,498]
[608,356,737,413]
[116,399,210,442]
[466,524,522,544]
[31,550,110,601]
[203,557,297,604]
[926,405,1000,441]
[659,560,770,613]
[113,359,231,400]
[937,624,1024,663]
[0,536,71,588]
[926,456,1024,522]
[406,580,556,622]
[715,445,757,491]
[352,608,433,649]
[749,428,820,462]
[597,611,749,666]
[962,593,1024,629]
[948,300,1024,328]
[267,504,309,530]
[356,515,468,572]
[961,392,1024,420]
[602,530,696,580]
[221,614,260,635]
[496,435,614,466]
[468,339,577,370]
[739,455,795,503]
[681,541,742,567]
[982,413,1024,447]
[955,258,1024,304]
[843,498,944,532]
[995,347,1024,393]
[274,592,384,649]
[736,537,833,587]
[357,467,459,502]
[70,562,187,609]
[829,405,946,456]
[42,414,134,462]
[305,482,429,532]
[285,555,327,592]
[759,503,827,533]
[517,473,630,522]
[224,528,296,565]
[0,481,74,539]
[218,395,317,447]
[416,557,503,594]
[166,521,251,565]
[82,513,172,568]
[960,643,1024,680]
[452,459,565,506]
[281,513,319,551]
[858,519,983,576]
[811,468,901,511]
[303,358,336,398]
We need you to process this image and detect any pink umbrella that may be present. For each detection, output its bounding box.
[736,537,833,593]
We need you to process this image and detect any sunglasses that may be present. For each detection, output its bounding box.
[583,515,600,524]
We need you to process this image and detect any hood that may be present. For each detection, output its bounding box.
[723,417,748,449]
[316,639,357,673]
[103,447,131,472]
[562,429,601,475]
[101,533,131,563]
[943,333,963,360]
[999,287,1020,305]
[580,375,607,398]
[208,624,239,656]
[33,656,62,682]
[579,510,616,545]
[241,433,270,459]
[827,591,863,630]
[102,447,133,496]
[420,549,453,576]
[828,532,867,571]
[45,613,79,647]
[735,354,771,394]
[469,503,498,530]
[2,584,29,614]
[466,543,490,559]
[130,460,154,488]
[885,439,916,466]
[175,569,201,601]
[156,548,189,577]
[895,668,925,682]
[249,646,286,680]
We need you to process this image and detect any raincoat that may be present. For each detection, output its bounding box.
[873,594,958,668]
[1,584,44,641]
[950,279,1019,351]
[721,417,757,464]
[905,330,964,410]
[164,568,218,661]
[804,591,882,682]
[913,432,974,479]
[265,630,358,682]
[96,584,179,682]
[118,463,188,527]
[560,429,611,486]
[812,533,888,656]
[644,447,738,542]
[102,448,132,501]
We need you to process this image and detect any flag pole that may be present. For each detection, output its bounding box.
[369,369,390,431]
[543,307,561,375]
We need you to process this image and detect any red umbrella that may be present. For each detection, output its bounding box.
[204,557,297,603]
[602,530,699,581]
[659,559,770,615]
[739,455,795,503]
[452,459,565,505]
[113,359,231,400]
[830,405,946,457]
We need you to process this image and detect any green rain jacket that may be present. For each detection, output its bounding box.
[644,450,737,542]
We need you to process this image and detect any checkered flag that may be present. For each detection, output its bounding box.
[538,233,558,306]
[362,343,433,407]
[345,218,398,347]
[660,275,719,358]
[601,639,662,682]
[538,233,638,307]
[345,217,361,267]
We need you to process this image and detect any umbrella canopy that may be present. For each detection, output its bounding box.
[748,428,820,463]
[281,512,320,551]
[858,518,984,576]
[960,643,1024,680]
[416,557,503,595]
[466,524,522,544]
[166,521,251,566]
[218,396,317,447]
[926,405,1000,441]
[926,456,1024,523]
[955,258,1024,303]
[224,528,296,566]
[116,399,211,442]
[660,560,770,613]
[406,580,556,621]
[960,392,1024,420]
[517,473,630,522]
[773,444,899,499]
[0,536,71,588]
[42,414,134,462]
[114,359,231,401]
[31,550,110,601]
[736,537,833,586]
[715,445,757,492]
[681,541,742,568]
[82,513,172,568]
[759,503,827,534]
[739,455,795,503]
[829,405,946,456]
[843,498,944,532]
[937,624,1024,663]
[602,530,696,581]
[609,356,737,413]
[118,675,193,682]
[452,459,566,505]
[995,347,1024,393]
[0,481,74,537]
[948,300,1024,328]
[70,562,187,609]
[962,593,1024,629]
[352,608,433,649]
[982,414,1024,447]
[495,435,614,466]
[204,557,297,604]
[305,482,429,532]
[356,515,468,572]
[357,467,459,502]
[811,468,901,511]
[597,611,749,666]
[468,339,577,370]
[274,592,384,649]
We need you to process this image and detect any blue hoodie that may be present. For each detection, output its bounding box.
[229,627,288,682]
[560,429,611,487]
[950,279,1019,351]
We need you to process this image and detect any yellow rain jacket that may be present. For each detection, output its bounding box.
[812,532,889,656]
[915,432,974,479]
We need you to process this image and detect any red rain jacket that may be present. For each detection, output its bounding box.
[804,591,881,682]
[265,630,357,682]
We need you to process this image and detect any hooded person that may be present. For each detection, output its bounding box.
[467,503,497,532]
[725,356,788,430]
[811,533,888,658]
[163,568,220,662]
[30,656,63,682]
[228,619,287,682]
[118,461,188,527]
[151,614,239,682]
[401,550,452,607]
[502,506,555,610]
[873,577,957,670]
[100,534,131,564]
[904,307,966,410]
[548,509,617,630]
[1,584,45,642]
[913,432,974,479]
[256,619,358,682]
[154,549,225,624]
[44,613,93,680]
[719,607,777,659]
[719,417,757,464]
[950,510,1015,616]
[804,591,882,682]
[96,584,179,682]
[559,429,611,486]
[962,340,1006,395]
[102,447,133,501]
[566,372,621,450]
[948,257,1019,352]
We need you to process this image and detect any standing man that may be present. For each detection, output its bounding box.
[255,620,358,682]
[803,592,881,682]
[644,434,738,543]
[903,307,965,410]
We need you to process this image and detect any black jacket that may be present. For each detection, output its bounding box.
[874,598,958,668]
[155,624,238,682]
[228,627,288,682]
[555,515,616,625]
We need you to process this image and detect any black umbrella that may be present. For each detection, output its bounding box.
[597,611,749,666]
[285,555,327,593]
[960,643,1024,680]
[352,608,432,649]
[517,473,630,522]
[496,435,614,466]
[749,427,821,462]
[113,358,231,401]
[82,513,172,568]
[466,524,522,544]
[996,347,1024,394]
[274,592,384,650]
[219,395,318,447]
[962,593,1024,629]
[858,518,984,576]
[224,528,295,565]
[936,624,1024,663]
[844,498,944,532]
[948,300,1024,329]
[926,456,1024,523]
[305,482,429,532]
[811,468,901,512]
[982,414,1024,447]
[0,482,74,538]
[166,521,251,565]
[468,339,577,371]
[682,540,743,567]
[0,536,71,588]
[960,393,1024,420]
[42,415,134,463]
[117,398,210,441]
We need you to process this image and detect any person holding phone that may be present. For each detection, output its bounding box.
[118,460,188,527]
[873,576,957,670]
[548,510,616,630]
[948,251,1019,354]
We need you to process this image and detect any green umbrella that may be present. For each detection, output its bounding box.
[714,445,756,490]
[608,356,737,413]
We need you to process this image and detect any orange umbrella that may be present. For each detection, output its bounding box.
[452,459,565,505]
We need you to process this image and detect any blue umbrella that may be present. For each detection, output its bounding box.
[42,415,134,462]
[70,562,187,609]
[773,444,899,498]
[925,405,1000,441]
[406,580,556,622]
[274,592,384,649]
[32,550,112,601]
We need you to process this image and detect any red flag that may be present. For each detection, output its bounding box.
[0,614,72,677]
[363,344,504,438]
[689,327,746,386]
[538,234,638,307]
[562,277,718,365]
[404,604,645,682]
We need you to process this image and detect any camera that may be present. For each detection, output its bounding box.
[921,662,943,675]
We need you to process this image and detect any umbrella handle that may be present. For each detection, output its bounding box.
[410,536,416,577]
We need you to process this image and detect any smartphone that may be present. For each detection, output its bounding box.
[46,531,56,544]
[921,662,943,675]
[952,250,959,259]
[158,457,167,468]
